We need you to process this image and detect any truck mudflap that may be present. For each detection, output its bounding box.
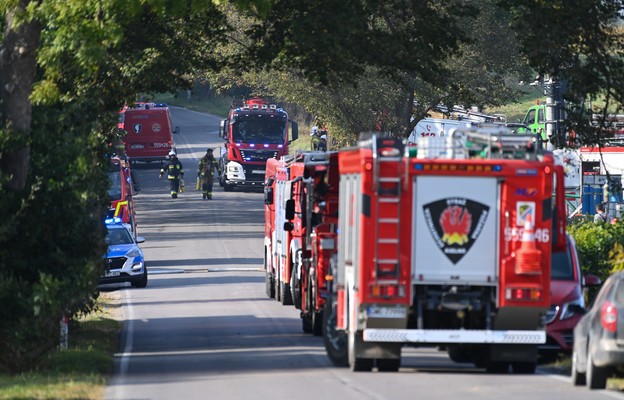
[363,329,546,344]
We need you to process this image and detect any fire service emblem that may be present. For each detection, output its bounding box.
[133,124,142,134]
[423,198,490,264]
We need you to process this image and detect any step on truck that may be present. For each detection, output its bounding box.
[219,98,298,191]
[264,151,340,335]
[322,128,567,373]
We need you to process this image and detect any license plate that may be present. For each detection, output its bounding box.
[130,144,144,149]
[252,169,265,174]
[367,306,407,319]
[105,271,121,277]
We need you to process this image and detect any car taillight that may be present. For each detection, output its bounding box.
[600,301,618,332]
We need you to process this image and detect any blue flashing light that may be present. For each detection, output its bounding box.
[493,165,502,172]
[105,217,123,225]
[414,164,424,170]
[250,144,255,147]
[278,144,283,149]
[264,144,269,148]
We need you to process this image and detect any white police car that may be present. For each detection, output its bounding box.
[102,218,147,288]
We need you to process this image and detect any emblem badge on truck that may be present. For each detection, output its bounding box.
[133,124,142,134]
[423,198,490,264]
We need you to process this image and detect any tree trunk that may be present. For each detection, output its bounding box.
[0,1,41,191]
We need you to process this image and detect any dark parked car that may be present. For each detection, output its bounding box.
[541,234,600,361]
[572,271,624,389]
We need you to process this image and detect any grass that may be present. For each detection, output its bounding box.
[0,293,122,400]
[484,87,544,122]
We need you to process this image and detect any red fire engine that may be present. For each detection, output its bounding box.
[219,98,298,191]
[108,155,139,238]
[322,128,566,373]
[264,151,340,334]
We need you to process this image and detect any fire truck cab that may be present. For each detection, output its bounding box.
[323,128,566,373]
[220,98,298,191]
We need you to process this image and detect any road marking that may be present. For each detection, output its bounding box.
[119,291,134,383]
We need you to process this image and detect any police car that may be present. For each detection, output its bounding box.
[102,217,148,288]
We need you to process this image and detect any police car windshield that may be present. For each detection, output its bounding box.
[107,227,134,245]
[232,116,286,143]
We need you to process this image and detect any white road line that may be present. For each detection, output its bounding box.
[119,291,134,378]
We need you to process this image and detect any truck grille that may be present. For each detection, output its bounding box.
[106,257,126,270]
[240,149,278,162]
[242,165,267,182]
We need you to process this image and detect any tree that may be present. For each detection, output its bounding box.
[0,0,229,372]
[499,0,624,146]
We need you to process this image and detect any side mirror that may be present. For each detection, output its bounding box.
[285,199,295,220]
[136,236,146,244]
[283,222,294,232]
[291,121,299,141]
[264,187,274,205]
[173,126,180,134]
[583,274,602,287]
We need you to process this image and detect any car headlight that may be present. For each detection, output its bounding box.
[126,248,142,258]
[228,165,240,173]
[560,298,586,320]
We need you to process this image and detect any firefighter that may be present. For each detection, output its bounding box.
[159,150,184,198]
[318,132,328,151]
[198,148,220,200]
[310,126,321,150]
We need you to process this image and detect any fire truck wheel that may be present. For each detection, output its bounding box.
[377,358,400,372]
[322,297,348,367]
[447,346,471,363]
[265,270,275,299]
[511,361,536,374]
[280,280,293,306]
[312,310,323,337]
[485,361,510,374]
[302,314,313,333]
[291,266,301,309]
[349,331,373,372]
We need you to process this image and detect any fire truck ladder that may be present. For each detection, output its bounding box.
[371,135,405,280]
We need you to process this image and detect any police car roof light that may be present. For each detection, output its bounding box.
[105,217,123,225]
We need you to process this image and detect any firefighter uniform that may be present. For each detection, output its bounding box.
[198,149,220,200]
[160,152,184,198]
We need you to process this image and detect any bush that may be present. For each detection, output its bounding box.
[568,219,624,282]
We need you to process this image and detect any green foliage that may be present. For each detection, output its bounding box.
[0,100,109,373]
[568,220,624,281]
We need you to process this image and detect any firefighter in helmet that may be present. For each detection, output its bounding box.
[198,148,221,200]
[159,150,184,198]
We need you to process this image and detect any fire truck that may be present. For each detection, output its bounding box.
[322,128,567,373]
[263,151,339,334]
[108,155,139,238]
[219,98,298,191]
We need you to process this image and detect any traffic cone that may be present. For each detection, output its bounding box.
[515,214,542,275]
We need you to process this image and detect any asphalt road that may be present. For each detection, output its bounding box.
[105,107,622,400]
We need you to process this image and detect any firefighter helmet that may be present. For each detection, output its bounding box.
[206,148,213,153]
[168,150,176,157]
[311,126,318,136]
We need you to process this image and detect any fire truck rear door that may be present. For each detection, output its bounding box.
[412,176,499,285]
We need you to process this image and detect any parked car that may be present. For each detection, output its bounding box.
[572,271,624,389]
[540,234,601,361]
[101,218,148,288]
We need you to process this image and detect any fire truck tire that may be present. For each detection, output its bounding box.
[302,314,313,333]
[265,270,275,299]
[511,361,536,374]
[485,361,510,374]
[312,310,323,337]
[322,297,348,367]
[447,346,471,363]
[291,266,302,309]
[280,281,293,306]
[349,331,373,372]
[377,358,400,372]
